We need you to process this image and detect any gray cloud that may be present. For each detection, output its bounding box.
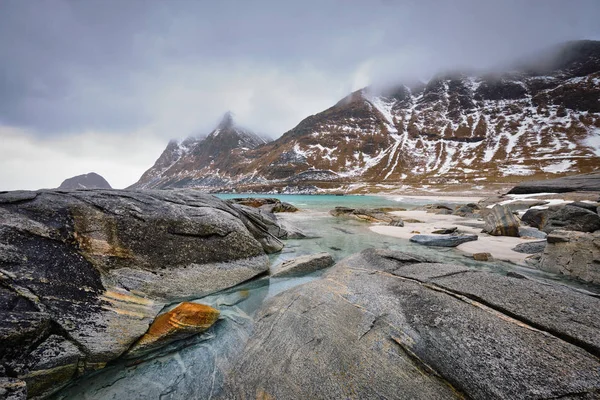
[0,0,599,189]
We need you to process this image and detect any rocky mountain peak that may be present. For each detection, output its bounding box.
[217,111,236,130]
[58,172,112,190]
[131,40,600,192]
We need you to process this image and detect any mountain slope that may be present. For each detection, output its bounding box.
[131,112,269,189]
[133,40,600,192]
[58,172,112,189]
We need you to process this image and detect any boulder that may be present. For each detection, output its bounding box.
[226,197,299,213]
[387,218,404,227]
[482,204,520,236]
[512,241,547,254]
[271,252,335,278]
[0,189,272,396]
[523,205,600,233]
[539,230,600,284]
[567,201,600,213]
[518,226,547,239]
[127,302,220,357]
[431,227,458,234]
[223,249,600,399]
[409,234,478,247]
[419,203,453,214]
[230,204,285,251]
[329,207,403,225]
[521,208,547,229]
[452,203,481,217]
[472,252,493,261]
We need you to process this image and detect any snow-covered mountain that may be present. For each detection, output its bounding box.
[132,40,600,192]
[131,112,269,189]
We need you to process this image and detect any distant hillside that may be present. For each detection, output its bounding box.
[132,40,600,193]
[58,172,112,189]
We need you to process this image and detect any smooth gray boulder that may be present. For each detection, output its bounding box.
[512,241,547,254]
[410,234,478,247]
[483,204,520,236]
[518,226,547,239]
[522,205,600,233]
[223,249,600,399]
[0,189,272,397]
[539,230,600,284]
[271,252,334,278]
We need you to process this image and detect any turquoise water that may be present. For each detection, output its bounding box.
[214,193,444,211]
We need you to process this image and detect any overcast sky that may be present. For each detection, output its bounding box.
[1,0,599,190]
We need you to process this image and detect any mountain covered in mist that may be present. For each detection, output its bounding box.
[131,40,600,192]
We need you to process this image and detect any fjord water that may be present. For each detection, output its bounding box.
[54,194,519,399]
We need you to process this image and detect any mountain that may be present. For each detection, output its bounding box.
[133,40,600,193]
[131,112,269,189]
[58,172,112,189]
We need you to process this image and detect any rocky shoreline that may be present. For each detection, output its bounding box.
[1,186,600,399]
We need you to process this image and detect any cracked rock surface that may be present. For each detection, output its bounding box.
[223,248,600,399]
[0,189,276,398]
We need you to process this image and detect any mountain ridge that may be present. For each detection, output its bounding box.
[131,40,600,193]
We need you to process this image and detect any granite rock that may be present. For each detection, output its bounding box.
[410,234,478,247]
[482,204,520,237]
[223,249,600,399]
[271,252,335,278]
[539,230,600,284]
[0,189,271,396]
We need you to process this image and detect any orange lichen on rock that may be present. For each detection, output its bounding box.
[128,302,220,356]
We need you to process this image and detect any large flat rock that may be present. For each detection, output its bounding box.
[508,171,600,194]
[223,248,600,399]
[0,189,272,397]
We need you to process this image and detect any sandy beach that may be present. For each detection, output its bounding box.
[370,210,542,265]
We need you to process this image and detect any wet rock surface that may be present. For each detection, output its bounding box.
[127,302,220,357]
[410,233,478,247]
[0,189,273,397]
[223,249,600,399]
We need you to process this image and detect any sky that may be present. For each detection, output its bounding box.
[1,0,599,190]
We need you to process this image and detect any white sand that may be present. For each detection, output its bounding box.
[379,194,484,203]
[370,210,542,265]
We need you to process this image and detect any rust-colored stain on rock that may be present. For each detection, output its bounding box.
[129,302,220,355]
